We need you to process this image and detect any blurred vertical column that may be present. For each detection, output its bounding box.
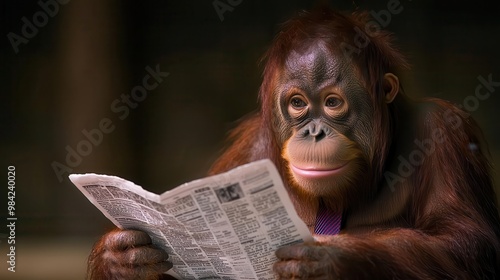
[55,0,131,233]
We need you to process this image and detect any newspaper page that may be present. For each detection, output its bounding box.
[69,159,313,280]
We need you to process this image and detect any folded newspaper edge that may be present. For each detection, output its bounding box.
[69,159,313,280]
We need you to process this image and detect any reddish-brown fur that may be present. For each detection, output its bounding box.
[87,8,500,279]
[209,9,500,279]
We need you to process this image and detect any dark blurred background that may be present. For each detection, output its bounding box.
[1,0,499,278]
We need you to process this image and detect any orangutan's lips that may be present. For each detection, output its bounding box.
[290,163,348,179]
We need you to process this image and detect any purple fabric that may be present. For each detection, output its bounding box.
[314,201,342,235]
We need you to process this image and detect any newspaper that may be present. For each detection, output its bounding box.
[69,159,313,280]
